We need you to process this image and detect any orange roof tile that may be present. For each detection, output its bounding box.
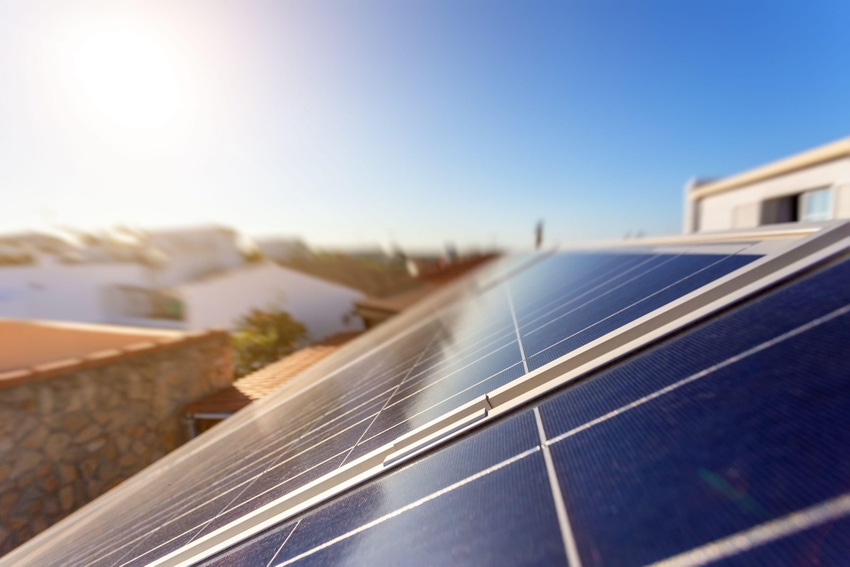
[182,332,361,415]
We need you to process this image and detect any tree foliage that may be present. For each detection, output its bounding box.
[231,308,308,378]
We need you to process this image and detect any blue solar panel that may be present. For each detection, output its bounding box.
[544,311,850,564]
[121,249,750,566]
[202,410,566,566]
[515,252,757,369]
[3,239,796,567]
[709,515,850,566]
[197,251,850,567]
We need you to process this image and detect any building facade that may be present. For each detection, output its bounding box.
[684,137,850,233]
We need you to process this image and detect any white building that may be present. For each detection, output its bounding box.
[684,137,850,233]
[0,256,149,323]
[171,262,364,339]
[0,226,364,338]
[141,225,245,287]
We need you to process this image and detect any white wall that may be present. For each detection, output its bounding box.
[690,157,850,233]
[147,228,244,287]
[177,262,365,339]
[0,259,149,324]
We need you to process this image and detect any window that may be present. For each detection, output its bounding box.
[759,186,834,225]
[800,186,833,222]
[760,194,798,225]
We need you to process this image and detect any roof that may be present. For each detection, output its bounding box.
[142,224,237,238]
[182,332,361,415]
[690,136,850,200]
[0,319,226,389]
[173,261,364,296]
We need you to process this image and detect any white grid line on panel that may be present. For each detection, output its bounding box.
[517,243,754,331]
[381,337,520,413]
[82,252,675,565]
[521,252,684,336]
[272,449,540,567]
[386,328,517,406]
[534,408,583,567]
[106,409,383,567]
[267,519,302,567]
[526,251,754,361]
[516,252,661,331]
[339,330,443,468]
[86,380,399,564]
[117,445,360,567]
[102,397,375,565]
[506,283,529,374]
[355,361,524,449]
[650,493,850,567]
[545,301,850,447]
[102,324,524,565]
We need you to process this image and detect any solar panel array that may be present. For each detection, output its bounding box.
[200,240,850,567]
[5,228,850,567]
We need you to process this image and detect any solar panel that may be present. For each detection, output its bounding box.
[4,222,850,567]
[198,230,850,567]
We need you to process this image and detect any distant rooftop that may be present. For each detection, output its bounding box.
[356,253,498,328]
[0,319,222,387]
[183,331,361,416]
[690,136,850,199]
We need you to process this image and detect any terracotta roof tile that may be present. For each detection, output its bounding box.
[182,331,361,415]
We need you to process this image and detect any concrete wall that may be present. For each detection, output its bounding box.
[688,157,850,232]
[0,331,232,555]
[179,262,365,339]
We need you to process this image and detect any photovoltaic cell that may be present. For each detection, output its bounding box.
[545,312,850,564]
[512,252,757,369]
[199,251,850,567]
[2,242,779,567]
[202,410,564,567]
[707,515,850,566]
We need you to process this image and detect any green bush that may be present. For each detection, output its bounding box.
[231,308,308,378]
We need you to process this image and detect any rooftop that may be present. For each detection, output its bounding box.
[0,319,224,388]
[690,136,850,199]
[182,332,361,416]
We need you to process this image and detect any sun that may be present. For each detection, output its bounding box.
[72,26,183,131]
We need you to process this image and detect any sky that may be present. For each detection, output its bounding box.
[0,1,848,251]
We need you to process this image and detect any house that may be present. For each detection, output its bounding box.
[0,227,364,338]
[0,319,232,554]
[683,136,850,233]
[0,255,149,323]
[140,225,245,288]
[109,262,365,337]
[162,262,364,338]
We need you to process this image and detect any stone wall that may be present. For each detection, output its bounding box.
[0,331,232,555]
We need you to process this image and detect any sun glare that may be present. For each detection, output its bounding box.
[72,27,183,130]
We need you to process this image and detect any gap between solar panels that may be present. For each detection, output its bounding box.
[113,221,850,567]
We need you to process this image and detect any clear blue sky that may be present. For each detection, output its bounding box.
[1,1,848,250]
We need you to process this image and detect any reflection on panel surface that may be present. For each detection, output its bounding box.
[203,410,566,567]
[202,253,850,567]
[2,243,771,567]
